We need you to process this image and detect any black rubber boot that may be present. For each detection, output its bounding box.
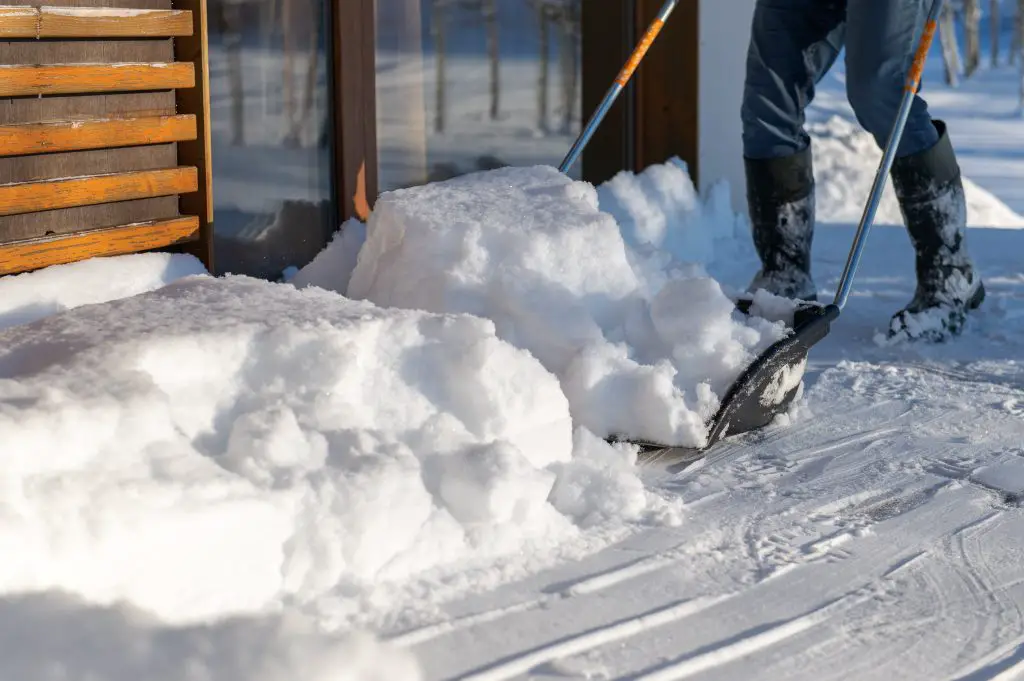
[887,120,985,342]
[744,146,818,302]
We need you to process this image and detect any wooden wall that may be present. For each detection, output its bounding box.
[633,0,699,184]
[0,0,212,276]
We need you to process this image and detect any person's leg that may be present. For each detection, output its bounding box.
[845,0,984,341]
[741,0,846,301]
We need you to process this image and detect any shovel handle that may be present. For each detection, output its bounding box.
[558,0,679,174]
[832,0,944,311]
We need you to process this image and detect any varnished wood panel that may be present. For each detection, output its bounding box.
[0,215,199,274]
[0,115,196,157]
[0,166,198,216]
[0,62,194,97]
[0,6,192,38]
[0,7,37,36]
[0,0,212,273]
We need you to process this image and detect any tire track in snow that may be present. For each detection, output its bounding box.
[625,600,848,681]
[667,399,916,483]
[949,640,1024,681]
[946,509,1024,676]
[386,597,548,647]
[550,545,704,598]
[625,560,922,681]
[742,481,947,581]
[393,422,909,649]
[386,535,723,647]
[389,400,964,658]
[451,594,734,681]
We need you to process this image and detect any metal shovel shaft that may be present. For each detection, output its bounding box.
[833,0,944,310]
[558,0,679,174]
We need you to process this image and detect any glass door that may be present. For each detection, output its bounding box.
[374,0,583,192]
[206,0,336,277]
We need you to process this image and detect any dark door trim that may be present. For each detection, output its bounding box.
[332,0,378,222]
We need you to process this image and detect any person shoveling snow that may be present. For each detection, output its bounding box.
[738,0,984,342]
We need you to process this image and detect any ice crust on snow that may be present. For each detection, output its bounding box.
[339,164,788,448]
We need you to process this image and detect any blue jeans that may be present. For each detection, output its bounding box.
[741,0,940,160]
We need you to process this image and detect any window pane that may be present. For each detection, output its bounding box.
[206,0,335,278]
[376,0,582,192]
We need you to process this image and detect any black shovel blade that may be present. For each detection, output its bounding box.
[613,301,839,464]
[702,302,839,449]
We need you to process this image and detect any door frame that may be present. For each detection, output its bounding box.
[332,0,378,222]
[331,0,699,223]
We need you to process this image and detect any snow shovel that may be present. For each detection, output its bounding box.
[558,0,679,173]
[617,0,944,464]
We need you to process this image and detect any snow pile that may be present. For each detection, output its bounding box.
[0,252,692,678]
[0,252,208,332]
[291,217,367,293]
[329,165,788,448]
[0,275,595,624]
[810,115,1024,228]
[0,598,422,681]
[595,156,752,277]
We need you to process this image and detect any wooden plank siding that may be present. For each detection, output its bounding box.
[0,62,195,97]
[0,6,193,38]
[0,167,199,216]
[0,115,197,157]
[0,216,199,274]
[0,0,213,276]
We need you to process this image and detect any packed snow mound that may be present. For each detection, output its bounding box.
[290,217,367,293]
[340,165,789,448]
[810,115,1024,228]
[0,251,207,332]
[0,275,589,626]
[595,156,751,276]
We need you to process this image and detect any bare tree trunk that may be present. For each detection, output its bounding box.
[992,0,1001,65]
[557,2,578,134]
[965,0,982,75]
[537,5,549,132]
[223,0,244,145]
[940,3,962,85]
[432,2,446,133]
[291,15,321,145]
[486,0,499,120]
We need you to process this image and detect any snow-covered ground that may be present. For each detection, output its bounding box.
[4,32,1024,681]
